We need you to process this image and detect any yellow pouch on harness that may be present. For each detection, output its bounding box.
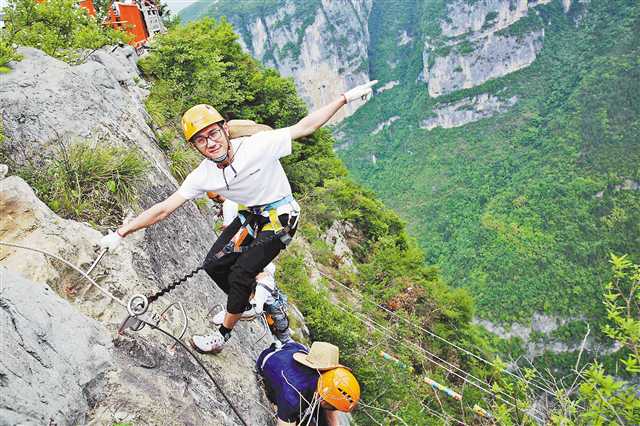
[262,209,283,233]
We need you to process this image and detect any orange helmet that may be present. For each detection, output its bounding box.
[317,367,360,412]
[181,104,224,142]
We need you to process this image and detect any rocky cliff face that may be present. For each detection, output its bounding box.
[420,93,517,130]
[425,29,544,97]
[0,47,277,425]
[1,269,113,425]
[187,0,575,133]
[423,0,551,98]
[0,44,357,424]
[208,0,373,122]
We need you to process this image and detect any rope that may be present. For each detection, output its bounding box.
[0,241,126,307]
[137,317,249,426]
[332,301,547,423]
[319,270,560,399]
[0,241,250,425]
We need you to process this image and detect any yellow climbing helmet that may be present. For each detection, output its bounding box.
[317,367,360,412]
[181,104,224,142]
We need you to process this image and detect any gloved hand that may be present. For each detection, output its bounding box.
[342,80,378,103]
[99,230,123,252]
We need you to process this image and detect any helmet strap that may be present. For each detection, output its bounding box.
[194,124,231,166]
[210,151,228,163]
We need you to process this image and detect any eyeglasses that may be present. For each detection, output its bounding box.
[192,127,225,147]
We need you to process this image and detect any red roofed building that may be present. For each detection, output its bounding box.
[106,0,166,47]
[78,0,96,16]
[30,0,165,48]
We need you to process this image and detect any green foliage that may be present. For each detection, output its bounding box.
[484,11,498,27]
[156,128,176,152]
[338,0,640,328]
[168,143,200,183]
[496,257,640,425]
[0,38,22,72]
[10,142,147,226]
[1,0,131,62]
[139,17,307,129]
[602,254,640,374]
[496,12,543,39]
[276,249,493,425]
[456,40,475,55]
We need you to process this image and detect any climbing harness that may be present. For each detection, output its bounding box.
[120,196,299,333]
[0,241,249,426]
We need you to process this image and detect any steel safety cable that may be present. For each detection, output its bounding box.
[332,301,519,405]
[333,301,547,423]
[332,301,547,423]
[0,241,126,307]
[136,317,249,426]
[320,270,560,399]
[0,241,250,426]
[331,303,502,401]
[420,402,469,426]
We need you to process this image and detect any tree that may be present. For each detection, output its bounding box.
[1,0,130,62]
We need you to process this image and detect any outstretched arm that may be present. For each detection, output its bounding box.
[288,80,378,140]
[118,191,188,236]
[99,191,188,251]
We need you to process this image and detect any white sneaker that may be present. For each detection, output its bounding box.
[190,330,226,354]
[211,306,257,325]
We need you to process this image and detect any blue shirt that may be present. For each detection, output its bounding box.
[257,342,321,423]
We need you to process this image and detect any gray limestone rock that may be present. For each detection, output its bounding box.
[0,46,165,177]
[238,0,373,122]
[0,268,113,426]
[426,30,544,97]
[0,46,279,424]
[422,0,558,97]
[420,93,517,130]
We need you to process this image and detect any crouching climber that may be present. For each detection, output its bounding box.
[256,341,360,425]
[212,261,293,345]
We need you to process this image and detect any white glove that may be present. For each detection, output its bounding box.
[99,230,123,252]
[342,80,378,103]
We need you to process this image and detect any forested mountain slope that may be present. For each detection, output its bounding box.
[182,0,640,332]
[339,0,640,327]
[2,1,638,424]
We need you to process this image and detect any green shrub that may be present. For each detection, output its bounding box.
[156,128,177,152]
[138,17,307,128]
[0,38,22,72]
[168,143,200,182]
[1,0,131,62]
[22,142,147,226]
[492,255,640,424]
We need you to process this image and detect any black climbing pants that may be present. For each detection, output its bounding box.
[203,212,296,314]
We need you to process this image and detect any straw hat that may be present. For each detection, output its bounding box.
[228,119,273,139]
[293,342,346,371]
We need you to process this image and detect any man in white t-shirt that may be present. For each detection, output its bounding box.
[99,80,377,354]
